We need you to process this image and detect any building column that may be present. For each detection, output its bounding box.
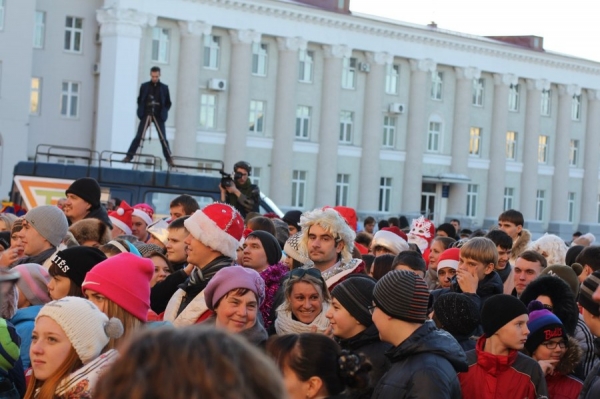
[482,73,517,228]
[447,67,480,222]
[548,84,579,237]
[223,29,261,171]
[357,51,390,216]
[269,37,305,206]
[95,8,155,154]
[578,89,600,233]
[314,45,351,207]
[401,58,436,216]
[173,21,210,158]
[520,79,548,234]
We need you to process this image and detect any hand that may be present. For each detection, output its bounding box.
[225,185,240,196]
[538,359,558,376]
[219,184,227,195]
[0,248,20,267]
[456,268,478,294]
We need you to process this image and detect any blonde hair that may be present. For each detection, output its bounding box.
[460,237,498,267]
[24,346,82,399]
[283,273,331,313]
[299,208,355,263]
[103,299,142,350]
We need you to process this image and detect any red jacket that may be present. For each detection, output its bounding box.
[546,372,582,399]
[459,336,548,399]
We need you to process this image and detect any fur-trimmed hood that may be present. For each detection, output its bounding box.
[510,228,531,263]
[555,336,583,375]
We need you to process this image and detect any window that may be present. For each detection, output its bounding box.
[506,131,517,160]
[535,190,545,221]
[568,192,575,223]
[508,84,520,112]
[248,100,265,134]
[251,167,261,186]
[295,106,311,139]
[382,116,396,148]
[466,184,478,217]
[0,0,4,30]
[33,11,45,48]
[341,57,356,89]
[385,64,399,94]
[427,121,441,152]
[291,170,307,207]
[252,43,268,76]
[336,174,350,206]
[572,95,581,121]
[431,71,443,100]
[203,35,220,69]
[538,135,548,164]
[569,140,579,167]
[541,89,551,116]
[298,50,314,83]
[339,111,353,144]
[504,187,514,211]
[30,78,41,115]
[151,27,170,63]
[469,127,481,157]
[199,94,216,129]
[472,78,484,106]
[379,177,392,212]
[64,16,83,53]
[60,81,79,118]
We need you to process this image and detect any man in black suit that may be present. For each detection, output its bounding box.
[124,66,173,165]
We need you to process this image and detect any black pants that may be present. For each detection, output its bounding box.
[127,114,172,161]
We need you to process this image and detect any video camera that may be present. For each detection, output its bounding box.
[220,170,244,188]
[146,95,161,113]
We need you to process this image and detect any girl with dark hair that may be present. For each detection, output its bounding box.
[370,254,395,281]
[145,251,174,287]
[46,246,107,300]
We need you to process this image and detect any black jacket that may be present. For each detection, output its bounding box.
[150,268,189,314]
[85,205,113,229]
[137,81,172,122]
[372,321,467,399]
[580,339,600,399]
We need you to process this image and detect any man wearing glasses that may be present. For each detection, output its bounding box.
[219,161,260,218]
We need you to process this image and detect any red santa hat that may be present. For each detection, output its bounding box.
[437,248,460,274]
[108,201,133,235]
[132,203,154,225]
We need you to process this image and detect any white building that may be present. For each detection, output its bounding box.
[2,0,600,238]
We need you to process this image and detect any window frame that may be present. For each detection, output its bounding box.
[538,135,548,164]
[506,131,517,160]
[64,16,83,53]
[60,81,80,119]
[382,115,396,148]
[33,11,46,49]
[298,49,314,83]
[199,93,217,129]
[295,105,311,140]
[341,57,357,90]
[431,71,443,100]
[30,77,42,115]
[541,89,551,116]
[385,64,400,94]
[248,100,265,134]
[466,184,478,217]
[427,120,442,153]
[203,35,220,70]
[571,95,581,121]
[535,190,545,221]
[291,170,307,208]
[472,78,484,107]
[508,84,520,112]
[339,110,353,144]
[335,174,350,206]
[379,177,392,212]
[469,127,482,157]
[503,187,514,211]
[151,27,170,63]
[251,42,268,77]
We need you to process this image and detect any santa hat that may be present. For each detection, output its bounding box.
[133,203,154,225]
[371,229,409,255]
[407,216,435,253]
[437,248,460,274]
[108,201,133,235]
[184,203,244,259]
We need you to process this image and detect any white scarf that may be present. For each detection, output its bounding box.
[274,301,330,335]
[54,349,119,398]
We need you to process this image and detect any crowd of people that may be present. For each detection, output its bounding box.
[0,175,598,398]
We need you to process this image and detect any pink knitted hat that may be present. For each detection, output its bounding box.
[81,252,154,322]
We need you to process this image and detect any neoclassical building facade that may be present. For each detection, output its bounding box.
[2,0,600,237]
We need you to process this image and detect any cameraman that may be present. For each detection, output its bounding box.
[123,66,173,166]
[219,161,260,218]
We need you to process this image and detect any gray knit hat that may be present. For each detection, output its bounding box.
[373,270,430,323]
[24,205,69,248]
[332,275,376,327]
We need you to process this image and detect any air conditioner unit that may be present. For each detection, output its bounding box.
[358,62,371,73]
[208,78,227,91]
[389,103,405,114]
[93,63,100,75]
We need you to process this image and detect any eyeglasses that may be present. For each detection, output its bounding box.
[542,304,553,311]
[541,341,566,350]
[368,304,377,314]
[290,267,323,280]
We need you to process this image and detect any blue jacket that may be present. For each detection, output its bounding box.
[9,305,42,369]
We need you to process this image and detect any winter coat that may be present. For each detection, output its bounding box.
[542,337,582,399]
[510,228,531,264]
[85,205,113,229]
[150,268,189,314]
[9,305,42,369]
[430,270,504,310]
[579,338,600,399]
[574,316,600,381]
[371,321,467,399]
[459,336,548,399]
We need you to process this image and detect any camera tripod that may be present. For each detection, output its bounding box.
[125,112,174,169]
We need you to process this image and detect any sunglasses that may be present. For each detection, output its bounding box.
[290,268,323,280]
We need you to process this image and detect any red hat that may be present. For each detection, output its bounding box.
[184,203,244,259]
[81,252,153,322]
[437,248,460,274]
[108,201,133,235]
[333,206,358,232]
[133,203,154,225]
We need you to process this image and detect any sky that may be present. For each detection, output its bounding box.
[349,0,600,62]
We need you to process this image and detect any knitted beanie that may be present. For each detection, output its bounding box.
[437,248,460,273]
[66,178,101,209]
[284,232,310,265]
[50,246,107,287]
[24,205,69,248]
[108,200,133,235]
[81,253,154,322]
[13,263,51,305]
[0,232,10,250]
[481,294,528,336]
[541,264,580,297]
[433,292,480,336]
[137,243,164,257]
[0,319,20,371]
[371,229,409,255]
[247,230,282,266]
[373,270,429,323]
[204,266,265,311]
[132,203,154,225]
[282,210,303,232]
[184,203,244,259]
[36,297,123,364]
[525,301,564,354]
[579,270,600,317]
[147,218,169,245]
[331,275,377,327]
[11,218,23,235]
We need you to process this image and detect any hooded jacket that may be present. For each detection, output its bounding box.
[542,336,583,399]
[372,321,467,399]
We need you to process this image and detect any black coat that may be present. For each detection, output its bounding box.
[137,81,172,122]
[372,321,467,399]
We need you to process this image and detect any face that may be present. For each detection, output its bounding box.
[85,289,108,314]
[532,337,566,362]
[428,240,445,271]
[150,71,160,83]
[11,230,25,257]
[166,228,188,264]
[56,198,67,210]
[372,245,393,258]
[111,226,126,239]
[131,216,148,241]
[582,308,600,336]
[450,221,460,233]
[234,168,249,185]
[214,290,258,333]
[514,257,543,295]
[494,314,529,351]
[283,255,294,270]
[22,220,50,256]
[371,305,391,343]
[307,224,342,268]
[458,256,493,281]
[289,281,323,324]
[282,364,309,399]
[364,223,375,234]
[437,267,456,288]
[63,193,91,222]
[496,246,512,270]
[169,205,185,220]
[150,256,171,287]
[0,221,7,232]
[536,295,553,309]
[288,225,299,235]
[47,275,71,301]
[498,220,522,240]
[326,298,365,339]
[243,236,269,272]
[30,317,72,382]
[185,234,216,267]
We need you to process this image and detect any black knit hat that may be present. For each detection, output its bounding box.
[481,294,528,337]
[247,230,282,266]
[579,270,600,317]
[282,210,302,232]
[0,232,10,250]
[66,177,101,209]
[373,270,429,323]
[50,246,107,287]
[433,293,480,336]
[332,275,377,327]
